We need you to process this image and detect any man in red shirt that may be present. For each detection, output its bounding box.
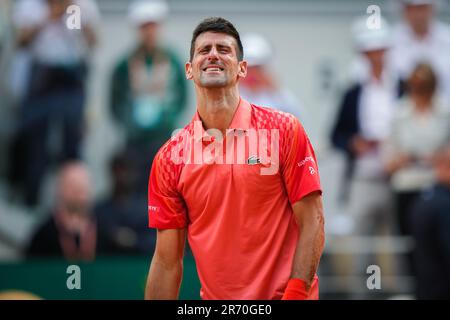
[145,17,325,300]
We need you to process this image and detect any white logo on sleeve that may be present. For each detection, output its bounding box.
[297,156,315,167]
[308,166,316,175]
[148,205,160,212]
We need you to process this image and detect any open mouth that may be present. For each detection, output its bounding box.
[202,66,224,72]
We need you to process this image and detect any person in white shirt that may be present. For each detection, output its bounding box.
[383,62,450,278]
[332,16,400,229]
[390,0,450,104]
[14,0,98,65]
[384,63,450,238]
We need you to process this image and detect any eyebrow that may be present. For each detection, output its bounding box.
[197,43,233,52]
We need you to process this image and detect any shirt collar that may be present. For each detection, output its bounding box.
[228,97,252,130]
[192,97,252,142]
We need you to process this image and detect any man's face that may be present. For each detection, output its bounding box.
[57,165,92,217]
[185,32,247,88]
[408,70,434,97]
[404,4,434,34]
[363,49,386,68]
[47,0,71,18]
[139,22,159,52]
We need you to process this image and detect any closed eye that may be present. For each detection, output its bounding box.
[217,45,231,54]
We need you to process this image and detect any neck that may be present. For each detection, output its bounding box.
[371,64,383,83]
[413,94,433,111]
[413,25,430,40]
[196,86,240,133]
[142,43,156,56]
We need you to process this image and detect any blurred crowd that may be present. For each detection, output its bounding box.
[1,0,188,258]
[331,0,450,299]
[0,0,449,299]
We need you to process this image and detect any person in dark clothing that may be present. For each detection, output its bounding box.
[411,144,450,299]
[26,162,97,261]
[9,0,99,207]
[95,151,156,255]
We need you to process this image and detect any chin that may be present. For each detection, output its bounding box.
[199,79,229,88]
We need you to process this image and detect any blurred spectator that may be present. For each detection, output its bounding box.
[95,151,156,255]
[391,0,450,103]
[110,0,187,195]
[26,161,97,261]
[331,16,403,225]
[0,290,42,300]
[8,0,100,207]
[410,144,450,299]
[384,63,450,238]
[239,33,305,122]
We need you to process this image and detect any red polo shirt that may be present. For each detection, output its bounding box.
[148,98,322,299]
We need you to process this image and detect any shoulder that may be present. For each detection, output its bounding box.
[29,216,58,244]
[334,83,362,116]
[152,122,193,176]
[337,83,362,105]
[251,104,300,130]
[155,46,184,66]
[345,83,363,97]
[164,47,183,61]
[433,97,450,115]
[391,23,408,39]
[250,104,307,146]
[433,21,450,45]
[114,46,146,72]
[393,97,413,118]
[112,55,130,76]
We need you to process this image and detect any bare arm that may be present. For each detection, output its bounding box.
[82,24,97,49]
[145,228,186,300]
[16,27,41,48]
[290,191,325,289]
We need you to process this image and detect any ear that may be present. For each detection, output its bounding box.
[238,60,248,79]
[185,62,193,80]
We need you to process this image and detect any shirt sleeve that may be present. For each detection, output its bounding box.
[148,150,187,229]
[281,116,322,205]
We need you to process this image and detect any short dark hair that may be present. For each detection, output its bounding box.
[190,17,244,62]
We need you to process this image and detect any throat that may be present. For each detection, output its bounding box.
[197,91,240,132]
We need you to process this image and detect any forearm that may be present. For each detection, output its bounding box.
[16,27,40,47]
[290,223,325,288]
[145,255,183,300]
[83,25,97,49]
[385,153,411,175]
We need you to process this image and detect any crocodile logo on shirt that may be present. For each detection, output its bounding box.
[247,155,262,165]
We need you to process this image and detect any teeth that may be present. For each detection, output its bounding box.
[205,67,222,71]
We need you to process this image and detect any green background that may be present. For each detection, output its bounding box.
[0,255,201,300]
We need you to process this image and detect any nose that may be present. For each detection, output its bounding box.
[207,46,219,61]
